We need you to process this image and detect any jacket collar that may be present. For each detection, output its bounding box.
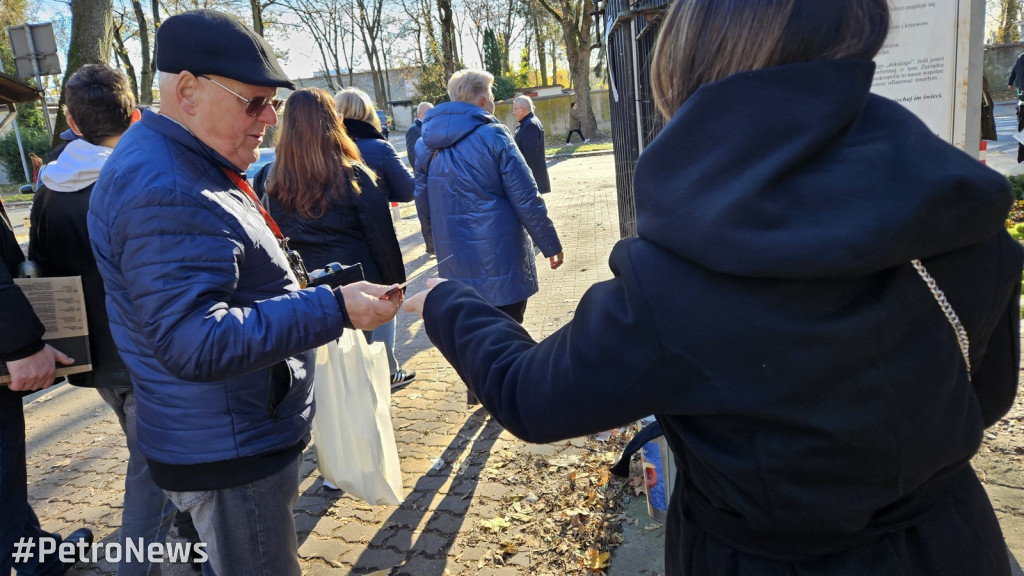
[141,109,245,175]
[343,118,386,141]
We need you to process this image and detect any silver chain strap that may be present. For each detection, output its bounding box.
[910,259,971,381]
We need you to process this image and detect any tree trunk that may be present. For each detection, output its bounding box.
[250,0,264,35]
[534,8,547,85]
[53,0,114,148]
[437,0,458,79]
[131,0,153,104]
[112,20,139,100]
[999,0,1022,43]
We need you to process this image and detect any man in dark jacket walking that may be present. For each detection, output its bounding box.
[512,95,551,194]
[88,11,401,575]
[405,101,432,168]
[29,64,189,576]
[1,199,92,573]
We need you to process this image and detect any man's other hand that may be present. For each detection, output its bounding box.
[7,345,74,392]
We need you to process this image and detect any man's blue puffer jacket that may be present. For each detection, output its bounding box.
[88,111,347,471]
[413,101,562,307]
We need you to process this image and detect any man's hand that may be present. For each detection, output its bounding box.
[549,251,564,270]
[7,345,74,392]
[403,278,447,319]
[341,281,402,330]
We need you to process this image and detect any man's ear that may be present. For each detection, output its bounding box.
[178,72,200,113]
[130,108,142,124]
[66,114,83,137]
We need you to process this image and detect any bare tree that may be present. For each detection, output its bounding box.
[350,0,388,104]
[437,0,458,78]
[537,0,597,136]
[283,0,358,90]
[112,8,140,98]
[398,0,436,67]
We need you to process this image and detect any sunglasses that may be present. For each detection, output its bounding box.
[198,75,284,118]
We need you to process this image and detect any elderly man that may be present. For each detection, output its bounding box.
[512,95,550,194]
[414,69,564,402]
[88,10,401,575]
[405,101,433,168]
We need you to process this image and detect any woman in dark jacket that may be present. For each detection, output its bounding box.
[405,1,1023,574]
[263,88,406,379]
[334,88,415,205]
[333,87,416,386]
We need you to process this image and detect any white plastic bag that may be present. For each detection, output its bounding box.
[312,330,404,505]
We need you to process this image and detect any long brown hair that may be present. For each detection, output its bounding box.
[268,87,370,218]
[651,0,889,119]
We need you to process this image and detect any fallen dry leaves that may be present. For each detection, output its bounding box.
[468,428,632,575]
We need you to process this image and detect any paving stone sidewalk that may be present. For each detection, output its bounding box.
[22,153,630,575]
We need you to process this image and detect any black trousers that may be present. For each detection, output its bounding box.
[566,129,585,144]
[1016,103,1024,163]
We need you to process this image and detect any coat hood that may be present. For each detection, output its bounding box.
[634,58,1012,279]
[40,138,113,192]
[421,101,498,150]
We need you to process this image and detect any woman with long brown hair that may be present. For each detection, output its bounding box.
[404,0,1023,573]
[262,87,406,333]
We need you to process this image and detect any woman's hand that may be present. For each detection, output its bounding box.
[402,277,447,319]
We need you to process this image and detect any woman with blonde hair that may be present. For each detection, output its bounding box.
[261,87,406,333]
[332,87,416,387]
[404,0,1023,573]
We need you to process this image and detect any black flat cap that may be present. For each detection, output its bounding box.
[156,9,295,90]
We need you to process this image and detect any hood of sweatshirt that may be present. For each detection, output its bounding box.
[40,138,113,192]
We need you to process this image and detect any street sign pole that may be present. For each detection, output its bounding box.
[23,24,53,143]
[0,57,32,184]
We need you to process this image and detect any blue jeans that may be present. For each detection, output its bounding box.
[370,318,398,375]
[97,386,178,576]
[164,455,302,576]
[1,389,65,576]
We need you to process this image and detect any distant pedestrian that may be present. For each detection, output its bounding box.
[27,153,41,185]
[405,0,1023,574]
[565,101,587,144]
[1007,52,1024,162]
[512,95,550,193]
[405,101,432,168]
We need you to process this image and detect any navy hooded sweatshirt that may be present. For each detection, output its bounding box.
[421,59,1023,574]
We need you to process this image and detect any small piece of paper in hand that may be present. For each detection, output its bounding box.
[381,254,453,299]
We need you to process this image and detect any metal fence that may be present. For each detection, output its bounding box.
[601,0,670,238]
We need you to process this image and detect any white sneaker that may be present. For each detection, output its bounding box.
[583,139,590,144]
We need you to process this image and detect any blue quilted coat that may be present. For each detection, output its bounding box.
[414,101,562,307]
[88,111,348,477]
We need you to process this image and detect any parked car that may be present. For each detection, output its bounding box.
[246,148,276,181]
[375,110,390,140]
